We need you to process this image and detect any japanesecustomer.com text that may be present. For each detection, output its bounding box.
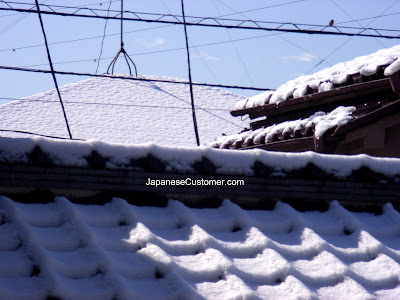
[146,177,245,188]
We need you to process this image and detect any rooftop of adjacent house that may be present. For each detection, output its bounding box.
[233,44,400,111]
[0,75,246,147]
[211,45,400,151]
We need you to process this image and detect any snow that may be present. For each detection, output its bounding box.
[2,196,400,299]
[384,58,400,76]
[314,106,355,138]
[0,75,246,147]
[236,44,400,109]
[213,106,355,148]
[2,134,400,179]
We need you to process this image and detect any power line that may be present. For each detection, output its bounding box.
[34,0,72,139]
[1,1,400,39]
[0,0,49,36]
[0,65,274,91]
[219,0,306,17]
[95,0,112,74]
[212,0,255,87]
[2,11,399,54]
[329,0,386,48]
[0,24,173,52]
[336,11,400,26]
[0,0,120,18]
[159,0,222,84]
[0,129,83,140]
[0,97,232,111]
[305,0,400,75]
[181,0,200,146]
[159,0,221,85]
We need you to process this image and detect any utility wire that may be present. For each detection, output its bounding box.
[1,97,243,129]
[0,0,120,17]
[0,65,274,91]
[0,129,83,140]
[212,0,255,87]
[216,0,328,66]
[1,2,399,39]
[305,0,400,75]
[0,24,173,52]
[329,0,386,48]
[159,0,221,85]
[2,10,399,53]
[0,97,233,111]
[34,0,73,139]
[95,0,112,74]
[181,0,200,146]
[7,33,328,70]
[0,0,49,36]
[219,0,306,17]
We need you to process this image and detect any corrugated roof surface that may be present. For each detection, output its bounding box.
[1,196,400,299]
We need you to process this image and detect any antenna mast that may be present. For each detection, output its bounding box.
[106,0,138,76]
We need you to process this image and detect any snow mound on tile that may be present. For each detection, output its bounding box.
[212,106,355,149]
[1,197,400,299]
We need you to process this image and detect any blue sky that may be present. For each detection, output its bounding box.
[1,0,400,104]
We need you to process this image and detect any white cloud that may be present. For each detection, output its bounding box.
[282,53,317,63]
[135,37,166,48]
[289,72,304,78]
[192,51,220,61]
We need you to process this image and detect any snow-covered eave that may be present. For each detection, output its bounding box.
[214,97,400,152]
[231,76,394,121]
[233,45,400,114]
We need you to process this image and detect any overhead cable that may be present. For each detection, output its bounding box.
[181,0,200,146]
[95,0,112,74]
[1,1,400,39]
[0,129,83,140]
[0,97,232,111]
[0,65,274,91]
[34,0,73,139]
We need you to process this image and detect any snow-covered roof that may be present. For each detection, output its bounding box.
[0,75,246,147]
[235,44,400,110]
[2,196,400,299]
[211,106,355,149]
[3,136,400,179]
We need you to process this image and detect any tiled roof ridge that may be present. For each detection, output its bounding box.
[233,45,400,112]
[3,136,400,181]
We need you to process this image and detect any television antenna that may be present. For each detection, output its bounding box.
[106,0,138,76]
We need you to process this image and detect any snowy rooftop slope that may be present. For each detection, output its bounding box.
[3,136,400,180]
[235,44,400,110]
[1,196,400,300]
[211,106,355,149]
[0,75,246,147]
